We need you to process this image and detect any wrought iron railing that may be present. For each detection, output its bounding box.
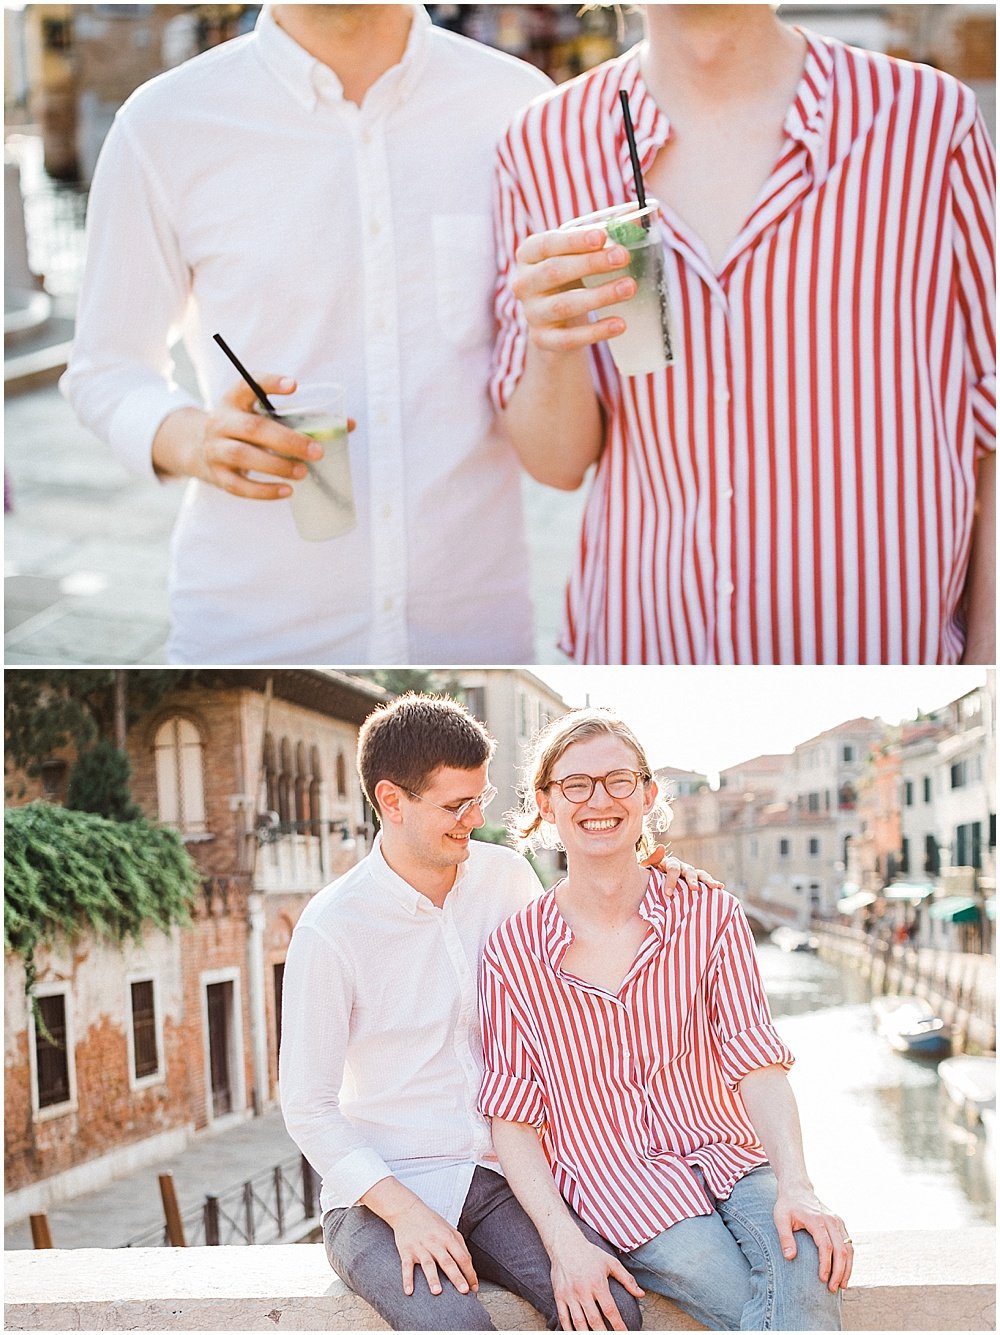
[122,1154,320,1248]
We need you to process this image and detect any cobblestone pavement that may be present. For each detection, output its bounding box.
[4,379,585,666]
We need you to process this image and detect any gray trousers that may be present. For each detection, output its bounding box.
[323,1166,643,1331]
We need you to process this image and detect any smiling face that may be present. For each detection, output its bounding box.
[377,762,491,887]
[538,734,657,863]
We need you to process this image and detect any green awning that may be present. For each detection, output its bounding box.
[927,896,980,923]
[883,881,936,901]
[837,890,877,914]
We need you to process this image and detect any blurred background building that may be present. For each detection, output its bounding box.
[666,675,996,953]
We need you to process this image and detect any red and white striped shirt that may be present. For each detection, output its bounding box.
[492,32,996,664]
[479,875,794,1251]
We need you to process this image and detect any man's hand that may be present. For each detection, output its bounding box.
[386,1195,479,1299]
[549,1231,645,1332]
[642,845,725,894]
[151,373,354,498]
[773,1184,853,1293]
[513,228,636,354]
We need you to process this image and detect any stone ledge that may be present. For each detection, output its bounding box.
[4,1230,995,1332]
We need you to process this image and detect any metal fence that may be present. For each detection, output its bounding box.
[122,1154,320,1248]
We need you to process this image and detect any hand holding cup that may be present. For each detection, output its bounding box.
[512,227,636,354]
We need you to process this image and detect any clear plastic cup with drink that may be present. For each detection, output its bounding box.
[270,381,355,542]
[560,199,675,376]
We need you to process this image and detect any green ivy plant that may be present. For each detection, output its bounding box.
[4,803,200,997]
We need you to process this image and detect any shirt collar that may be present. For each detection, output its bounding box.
[368,831,466,915]
[254,5,431,113]
[613,28,835,193]
[782,28,835,169]
[542,867,669,970]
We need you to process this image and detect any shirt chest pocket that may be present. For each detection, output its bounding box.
[431,213,496,350]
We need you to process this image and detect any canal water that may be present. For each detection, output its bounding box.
[758,942,995,1231]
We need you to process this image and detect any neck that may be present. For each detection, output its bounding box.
[270,4,415,105]
[378,835,457,909]
[560,854,649,928]
[642,5,801,110]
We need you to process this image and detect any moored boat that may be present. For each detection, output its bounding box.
[770,926,819,953]
[938,1055,996,1123]
[872,995,952,1057]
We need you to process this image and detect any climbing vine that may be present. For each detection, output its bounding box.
[4,803,200,992]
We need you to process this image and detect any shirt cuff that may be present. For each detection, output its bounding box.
[479,1070,545,1127]
[108,381,202,480]
[719,1024,795,1091]
[323,1146,395,1208]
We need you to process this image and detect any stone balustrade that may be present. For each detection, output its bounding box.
[5,1228,996,1331]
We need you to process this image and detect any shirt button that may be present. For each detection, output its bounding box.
[722,487,734,501]
[361,127,374,145]
[370,218,381,237]
[382,504,393,521]
[720,581,735,597]
[715,387,731,405]
[383,596,394,612]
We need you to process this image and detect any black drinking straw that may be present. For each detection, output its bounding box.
[619,89,647,210]
[212,332,278,417]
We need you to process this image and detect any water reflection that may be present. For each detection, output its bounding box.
[757,943,995,1230]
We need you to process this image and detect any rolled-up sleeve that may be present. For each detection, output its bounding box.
[60,115,200,479]
[279,921,392,1207]
[478,948,546,1127]
[709,906,794,1090]
[949,105,996,458]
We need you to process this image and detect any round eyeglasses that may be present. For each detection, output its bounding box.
[548,769,649,803]
[405,783,498,823]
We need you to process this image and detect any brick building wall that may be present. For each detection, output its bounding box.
[5,670,383,1204]
[4,927,186,1195]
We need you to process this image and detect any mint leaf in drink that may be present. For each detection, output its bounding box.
[606,217,648,285]
[606,218,646,249]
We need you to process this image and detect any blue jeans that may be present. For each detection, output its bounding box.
[624,1166,842,1331]
[323,1166,642,1331]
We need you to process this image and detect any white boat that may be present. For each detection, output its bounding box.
[770,926,819,953]
[938,1055,996,1121]
[872,996,952,1057]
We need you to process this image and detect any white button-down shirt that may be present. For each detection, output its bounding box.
[279,834,540,1222]
[62,7,549,664]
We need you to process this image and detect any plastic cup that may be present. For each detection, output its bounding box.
[271,382,355,542]
[560,199,675,376]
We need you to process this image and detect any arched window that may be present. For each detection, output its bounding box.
[278,739,292,825]
[336,750,348,800]
[154,718,207,833]
[263,734,278,817]
[310,747,322,837]
[294,742,309,829]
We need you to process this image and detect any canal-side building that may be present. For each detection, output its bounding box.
[898,682,996,952]
[669,720,884,929]
[4,669,384,1224]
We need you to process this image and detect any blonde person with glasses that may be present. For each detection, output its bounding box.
[479,708,850,1331]
[280,694,721,1331]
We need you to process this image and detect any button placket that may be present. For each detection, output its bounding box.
[355,114,409,662]
[440,905,485,1147]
